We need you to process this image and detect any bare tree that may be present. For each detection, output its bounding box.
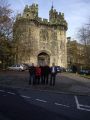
[78,20,90,68]
[0,0,14,39]
[0,0,14,68]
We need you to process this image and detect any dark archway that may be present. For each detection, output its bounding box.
[38,52,50,66]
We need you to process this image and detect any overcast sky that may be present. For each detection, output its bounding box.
[7,0,90,39]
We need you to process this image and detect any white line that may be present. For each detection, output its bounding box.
[55,102,70,107]
[0,90,16,95]
[74,96,80,109]
[7,92,16,95]
[21,95,31,99]
[36,99,47,103]
[79,104,90,108]
[0,90,5,92]
[78,107,90,112]
[75,96,90,112]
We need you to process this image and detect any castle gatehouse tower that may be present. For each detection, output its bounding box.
[13,3,68,67]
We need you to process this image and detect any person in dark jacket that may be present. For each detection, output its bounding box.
[29,63,36,85]
[44,64,50,85]
[50,63,57,86]
[40,65,45,85]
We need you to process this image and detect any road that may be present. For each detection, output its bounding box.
[0,86,66,120]
[0,71,90,94]
[0,86,90,120]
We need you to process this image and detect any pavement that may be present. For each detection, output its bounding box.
[56,73,90,95]
[0,71,90,95]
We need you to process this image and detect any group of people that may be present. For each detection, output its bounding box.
[28,63,57,86]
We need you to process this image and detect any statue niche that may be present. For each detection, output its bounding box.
[40,29,48,42]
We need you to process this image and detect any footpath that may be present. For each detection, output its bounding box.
[0,71,90,95]
[55,73,90,95]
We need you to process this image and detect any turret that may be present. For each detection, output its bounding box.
[49,5,67,30]
[49,5,60,23]
[49,4,54,23]
[23,3,38,19]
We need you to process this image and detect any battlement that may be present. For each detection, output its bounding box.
[49,7,65,24]
[16,3,67,29]
[22,4,38,19]
[24,3,38,12]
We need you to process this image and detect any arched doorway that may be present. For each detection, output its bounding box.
[38,52,50,66]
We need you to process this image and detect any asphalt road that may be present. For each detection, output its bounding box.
[0,86,67,120]
[0,70,90,94]
[0,86,90,120]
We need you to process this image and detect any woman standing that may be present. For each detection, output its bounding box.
[35,64,41,85]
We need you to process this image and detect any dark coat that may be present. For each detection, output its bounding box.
[29,66,35,75]
[44,65,50,75]
[40,66,44,76]
[50,66,57,74]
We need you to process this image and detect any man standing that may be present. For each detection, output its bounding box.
[40,65,45,85]
[29,63,36,85]
[44,64,50,85]
[50,63,57,86]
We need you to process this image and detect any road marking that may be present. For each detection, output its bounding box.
[35,99,47,103]
[75,96,90,112]
[55,102,70,107]
[79,104,90,108]
[74,96,80,109]
[0,90,5,92]
[21,95,31,99]
[7,92,16,95]
[78,107,90,112]
[0,90,16,95]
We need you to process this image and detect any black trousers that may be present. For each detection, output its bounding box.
[36,76,40,84]
[41,75,44,84]
[50,73,56,86]
[29,74,35,85]
[44,74,49,85]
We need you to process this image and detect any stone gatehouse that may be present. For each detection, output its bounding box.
[13,3,68,67]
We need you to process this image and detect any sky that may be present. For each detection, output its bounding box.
[7,0,90,40]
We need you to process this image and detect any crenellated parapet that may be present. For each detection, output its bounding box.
[23,3,38,19]
[16,3,68,30]
[49,6,66,25]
